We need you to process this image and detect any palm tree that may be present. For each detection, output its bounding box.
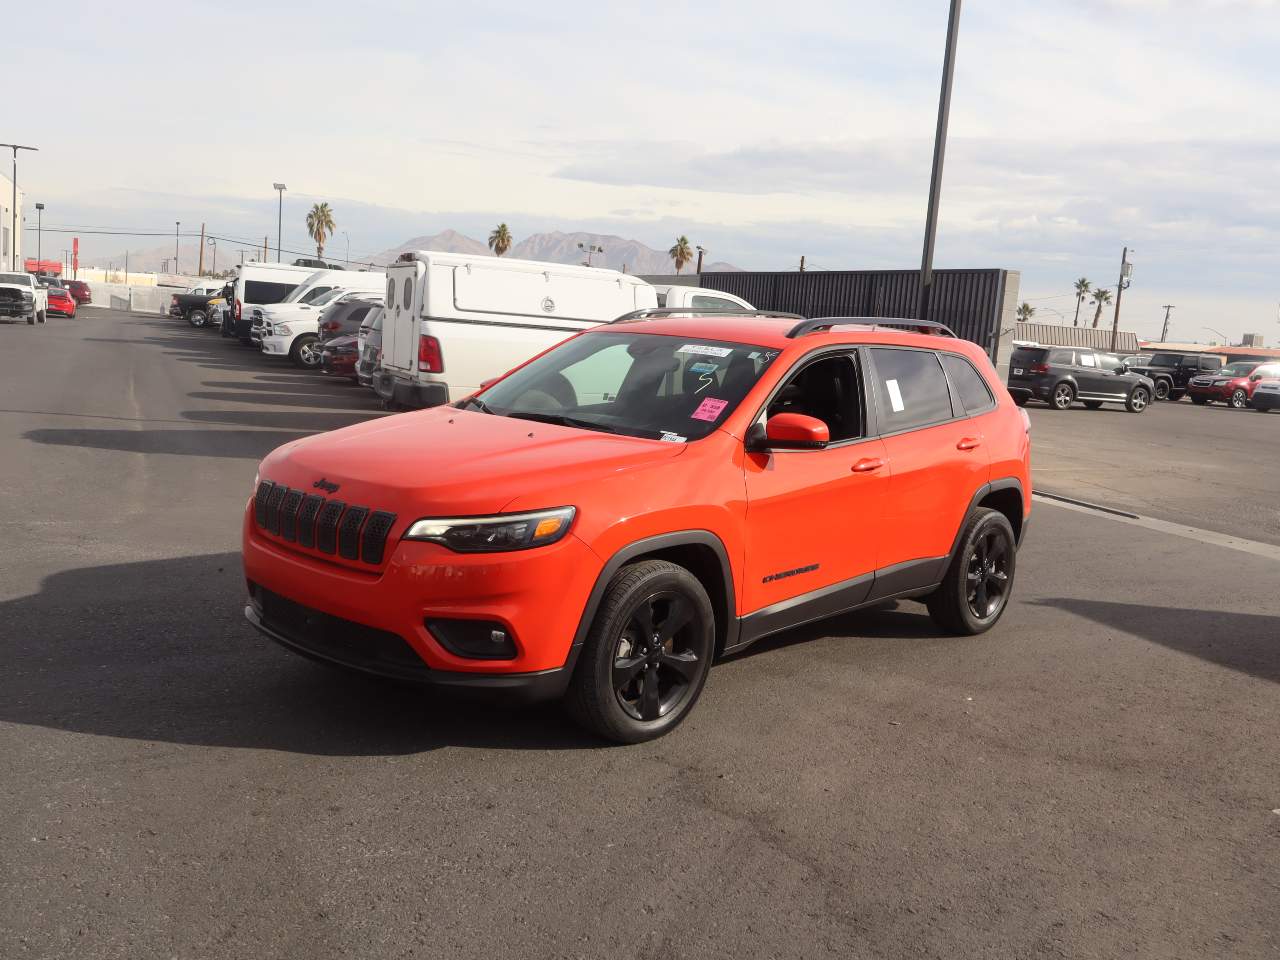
[1090,287,1112,328]
[1072,277,1091,327]
[488,223,512,257]
[668,236,694,274]
[305,202,336,259]
[1016,302,1036,323]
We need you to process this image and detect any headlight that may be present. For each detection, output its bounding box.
[404,507,575,553]
[272,323,291,336]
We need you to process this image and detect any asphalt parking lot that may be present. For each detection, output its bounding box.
[3,308,1278,959]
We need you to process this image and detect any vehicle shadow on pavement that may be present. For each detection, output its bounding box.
[0,553,597,753]
[1033,599,1279,684]
[22,427,316,459]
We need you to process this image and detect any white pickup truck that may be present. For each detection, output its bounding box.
[0,271,48,324]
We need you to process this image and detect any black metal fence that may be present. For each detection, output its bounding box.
[697,269,1013,360]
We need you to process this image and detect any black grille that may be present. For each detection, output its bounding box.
[278,489,304,541]
[263,484,288,534]
[315,501,346,554]
[255,587,429,680]
[361,511,397,564]
[338,506,370,560]
[254,481,275,527]
[296,494,324,548]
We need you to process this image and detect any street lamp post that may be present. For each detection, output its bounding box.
[343,230,349,265]
[207,236,217,276]
[1203,326,1230,345]
[917,0,962,323]
[0,143,38,270]
[577,241,604,267]
[34,202,44,268]
[175,221,181,276]
[273,183,286,263]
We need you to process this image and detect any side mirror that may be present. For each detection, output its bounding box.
[750,413,830,451]
[1250,374,1262,382]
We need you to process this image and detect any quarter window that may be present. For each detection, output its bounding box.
[869,348,955,432]
[941,354,996,414]
[1048,349,1074,365]
[691,294,737,310]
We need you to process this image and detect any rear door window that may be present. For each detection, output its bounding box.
[402,277,412,312]
[869,348,955,433]
[1048,349,1075,365]
[941,354,995,414]
[386,277,395,307]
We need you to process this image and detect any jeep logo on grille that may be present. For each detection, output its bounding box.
[313,478,340,494]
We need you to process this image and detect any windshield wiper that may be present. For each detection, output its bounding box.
[459,395,496,415]
[507,411,617,434]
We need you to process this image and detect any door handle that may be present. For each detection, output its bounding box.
[956,437,982,451]
[851,457,885,473]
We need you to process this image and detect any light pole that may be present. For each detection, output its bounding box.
[1203,325,1230,345]
[0,143,38,270]
[577,241,603,266]
[1108,247,1134,353]
[343,230,349,265]
[207,236,217,275]
[34,202,43,269]
[175,221,181,275]
[917,0,962,323]
[273,182,286,263]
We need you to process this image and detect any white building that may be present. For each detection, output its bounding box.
[0,169,24,271]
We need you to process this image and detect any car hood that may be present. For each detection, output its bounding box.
[259,406,687,519]
[259,302,322,321]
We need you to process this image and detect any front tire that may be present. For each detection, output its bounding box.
[290,335,321,368]
[566,559,715,743]
[1153,380,1171,400]
[1050,382,1075,410]
[1228,388,1249,409]
[926,508,1017,635]
[1168,390,1185,401]
[188,309,207,328]
[1126,385,1150,413]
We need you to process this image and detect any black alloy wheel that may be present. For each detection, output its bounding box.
[1229,388,1249,409]
[1153,380,1171,400]
[927,508,1017,635]
[1051,383,1074,410]
[567,559,714,743]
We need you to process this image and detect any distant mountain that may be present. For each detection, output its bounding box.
[373,229,740,274]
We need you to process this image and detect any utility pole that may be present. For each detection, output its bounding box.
[273,182,286,262]
[1160,304,1175,343]
[0,144,38,270]
[34,202,43,267]
[1108,246,1133,353]
[917,0,962,322]
[695,245,705,274]
[263,236,268,261]
[125,250,129,285]
[175,221,180,275]
[799,255,806,272]
[197,222,206,275]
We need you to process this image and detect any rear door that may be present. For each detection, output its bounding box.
[1073,350,1111,397]
[383,264,423,374]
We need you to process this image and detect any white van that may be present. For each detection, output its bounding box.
[229,262,321,340]
[250,269,384,344]
[376,252,658,408]
[649,284,753,311]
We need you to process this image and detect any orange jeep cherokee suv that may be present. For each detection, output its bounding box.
[244,310,1032,742]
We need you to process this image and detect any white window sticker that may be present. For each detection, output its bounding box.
[677,344,733,358]
[885,378,906,412]
[1079,353,1096,367]
[660,431,687,443]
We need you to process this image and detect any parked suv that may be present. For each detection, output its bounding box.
[1186,361,1280,408]
[1006,345,1154,412]
[1127,352,1221,401]
[244,312,1032,742]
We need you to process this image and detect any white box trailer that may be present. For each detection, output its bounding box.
[376,252,659,409]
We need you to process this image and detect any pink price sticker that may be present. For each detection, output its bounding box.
[691,397,728,422]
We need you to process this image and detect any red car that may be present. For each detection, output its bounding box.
[64,280,92,305]
[1186,360,1280,408]
[244,311,1032,741]
[46,286,77,318]
[319,334,360,380]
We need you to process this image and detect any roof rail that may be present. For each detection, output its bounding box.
[785,316,958,339]
[610,307,806,324]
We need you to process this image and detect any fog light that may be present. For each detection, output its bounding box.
[426,618,517,660]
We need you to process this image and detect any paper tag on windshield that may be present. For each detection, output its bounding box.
[677,344,733,357]
[660,431,687,443]
[885,379,905,412]
[691,397,729,421]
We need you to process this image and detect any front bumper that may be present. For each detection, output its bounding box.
[0,301,33,319]
[260,334,292,356]
[1187,383,1231,402]
[373,370,450,409]
[242,504,601,690]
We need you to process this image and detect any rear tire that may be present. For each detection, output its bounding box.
[1126,385,1151,413]
[1050,382,1074,410]
[926,508,1017,636]
[1168,390,1185,401]
[565,559,715,743]
[1083,400,1104,410]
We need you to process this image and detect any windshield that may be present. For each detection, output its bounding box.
[471,331,779,442]
[0,273,29,284]
[1219,362,1257,377]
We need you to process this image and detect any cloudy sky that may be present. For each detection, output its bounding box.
[10,0,1280,342]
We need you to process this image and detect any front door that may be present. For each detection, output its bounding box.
[742,351,887,615]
